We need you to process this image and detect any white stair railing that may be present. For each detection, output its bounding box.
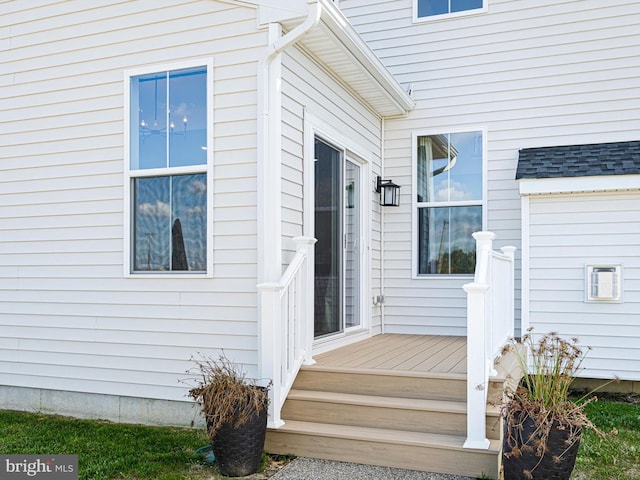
[463,232,516,449]
[258,236,316,428]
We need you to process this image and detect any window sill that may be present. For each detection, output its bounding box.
[125,272,212,279]
[413,274,475,280]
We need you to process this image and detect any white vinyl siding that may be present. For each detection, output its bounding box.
[0,0,266,402]
[281,45,384,334]
[339,0,640,335]
[527,192,640,381]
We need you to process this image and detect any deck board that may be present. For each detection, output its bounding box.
[367,335,438,368]
[313,334,467,375]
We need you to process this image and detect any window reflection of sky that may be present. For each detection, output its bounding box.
[134,174,207,272]
[418,0,483,17]
[430,132,482,202]
[134,67,207,170]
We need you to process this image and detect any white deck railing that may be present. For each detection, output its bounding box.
[463,232,516,449]
[258,236,316,428]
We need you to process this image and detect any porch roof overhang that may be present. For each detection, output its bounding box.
[517,140,640,195]
[277,0,415,118]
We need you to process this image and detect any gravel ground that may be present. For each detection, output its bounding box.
[270,458,479,480]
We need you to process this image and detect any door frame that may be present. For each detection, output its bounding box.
[304,111,372,353]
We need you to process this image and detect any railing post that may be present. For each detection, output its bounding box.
[473,231,495,263]
[463,281,490,450]
[463,231,494,450]
[463,231,517,450]
[257,281,284,428]
[473,231,495,375]
[294,236,317,366]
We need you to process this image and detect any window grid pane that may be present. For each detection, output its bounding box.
[417,132,482,205]
[418,206,481,275]
[131,67,207,171]
[171,174,207,272]
[134,176,171,271]
[134,73,168,170]
[451,0,483,13]
[133,174,207,273]
[418,0,448,17]
[168,67,207,168]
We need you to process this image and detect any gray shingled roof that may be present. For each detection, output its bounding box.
[516,140,640,179]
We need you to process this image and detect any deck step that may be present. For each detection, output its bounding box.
[283,389,501,439]
[294,366,467,402]
[265,337,519,479]
[265,420,500,479]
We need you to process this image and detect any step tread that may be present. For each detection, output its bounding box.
[287,390,502,418]
[287,389,477,414]
[301,364,467,381]
[273,419,501,454]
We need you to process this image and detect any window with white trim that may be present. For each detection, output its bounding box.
[415,131,483,275]
[127,63,210,273]
[415,0,486,20]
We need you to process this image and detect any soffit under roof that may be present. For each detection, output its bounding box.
[279,1,414,118]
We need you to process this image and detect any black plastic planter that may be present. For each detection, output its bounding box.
[503,415,581,480]
[210,406,268,477]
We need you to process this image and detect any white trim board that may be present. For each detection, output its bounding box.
[304,109,374,347]
[519,174,640,196]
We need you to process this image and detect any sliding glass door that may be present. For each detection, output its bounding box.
[314,137,361,338]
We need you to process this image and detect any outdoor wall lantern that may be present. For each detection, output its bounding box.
[376,176,401,207]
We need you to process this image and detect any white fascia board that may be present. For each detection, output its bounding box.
[258,2,308,25]
[317,0,415,116]
[519,174,640,196]
[217,0,307,25]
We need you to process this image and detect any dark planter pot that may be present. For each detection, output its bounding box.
[503,414,582,480]
[209,405,268,477]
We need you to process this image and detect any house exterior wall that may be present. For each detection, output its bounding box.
[0,0,267,405]
[526,191,640,381]
[281,46,384,334]
[339,0,640,335]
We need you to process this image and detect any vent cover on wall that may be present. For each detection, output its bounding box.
[586,265,622,302]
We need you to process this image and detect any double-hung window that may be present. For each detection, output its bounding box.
[125,61,212,274]
[415,0,486,21]
[414,130,484,275]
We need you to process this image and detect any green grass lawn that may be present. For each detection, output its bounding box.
[0,409,239,479]
[1,399,638,480]
[572,398,640,480]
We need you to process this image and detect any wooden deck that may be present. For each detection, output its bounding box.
[266,333,512,478]
[312,334,467,375]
